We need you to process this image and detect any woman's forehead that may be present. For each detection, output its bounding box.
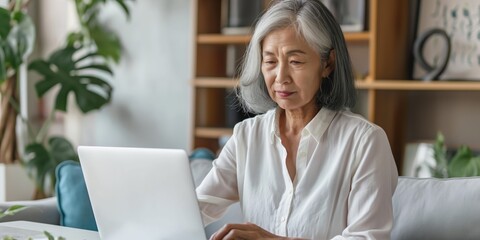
[262,27,317,54]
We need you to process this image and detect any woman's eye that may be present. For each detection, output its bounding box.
[290,61,303,65]
[264,60,276,65]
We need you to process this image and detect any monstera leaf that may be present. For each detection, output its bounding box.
[0,8,35,84]
[23,137,78,194]
[0,8,10,39]
[29,45,113,113]
[89,24,122,63]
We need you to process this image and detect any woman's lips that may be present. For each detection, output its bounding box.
[276,91,294,97]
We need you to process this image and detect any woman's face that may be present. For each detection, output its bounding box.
[261,26,332,113]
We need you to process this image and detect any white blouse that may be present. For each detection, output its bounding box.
[196,108,398,240]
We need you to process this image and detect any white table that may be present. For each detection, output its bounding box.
[0,221,100,240]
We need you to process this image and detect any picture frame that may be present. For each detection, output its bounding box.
[413,0,480,80]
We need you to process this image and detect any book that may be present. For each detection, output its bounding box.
[221,0,263,35]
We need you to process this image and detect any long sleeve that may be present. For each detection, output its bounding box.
[196,131,240,226]
[332,127,398,239]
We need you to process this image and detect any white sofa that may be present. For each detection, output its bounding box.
[1,159,480,239]
[391,176,480,240]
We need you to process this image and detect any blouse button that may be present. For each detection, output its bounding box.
[281,216,286,222]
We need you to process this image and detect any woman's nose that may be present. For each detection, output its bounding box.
[275,63,290,84]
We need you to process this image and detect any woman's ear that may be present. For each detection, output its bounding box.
[322,49,336,77]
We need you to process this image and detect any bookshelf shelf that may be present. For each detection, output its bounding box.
[197,32,370,45]
[356,80,480,91]
[194,78,480,91]
[194,78,237,88]
[195,127,233,138]
[197,34,251,44]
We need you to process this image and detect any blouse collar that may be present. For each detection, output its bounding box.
[270,107,338,144]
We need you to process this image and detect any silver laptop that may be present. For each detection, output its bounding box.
[78,146,207,240]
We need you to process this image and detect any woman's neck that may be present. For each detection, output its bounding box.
[279,106,320,135]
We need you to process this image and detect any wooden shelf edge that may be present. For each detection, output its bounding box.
[356,80,480,91]
[195,127,233,138]
[193,78,238,88]
[197,34,250,44]
[194,78,480,91]
[344,32,370,42]
[197,32,370,44]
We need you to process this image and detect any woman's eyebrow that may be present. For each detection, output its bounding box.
[262,49,307,56]
[262,51,275,56]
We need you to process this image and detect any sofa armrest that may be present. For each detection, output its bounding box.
[392,177,480,240]
[0,197,60,225]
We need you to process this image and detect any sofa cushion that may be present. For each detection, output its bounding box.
[55,160,97,231]
[391,176,480,240]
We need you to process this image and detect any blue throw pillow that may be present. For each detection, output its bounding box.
[55,160,97,231]
[189,148,216,161]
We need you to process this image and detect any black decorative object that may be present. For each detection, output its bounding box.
[413,28,451,81]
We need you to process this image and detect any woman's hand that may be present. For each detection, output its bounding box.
[209,222,285,240]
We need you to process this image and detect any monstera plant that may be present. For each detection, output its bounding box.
[0,0,131,198]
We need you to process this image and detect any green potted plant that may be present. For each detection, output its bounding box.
[431,132,480,178]
[0,0,131,198]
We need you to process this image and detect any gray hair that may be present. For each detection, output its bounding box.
[237,0,356,114]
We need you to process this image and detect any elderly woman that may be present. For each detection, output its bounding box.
[196,0,398,239]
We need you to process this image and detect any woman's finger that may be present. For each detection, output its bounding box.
[211,223,252,240]
[210,223,278,240]
[222,229,257,240]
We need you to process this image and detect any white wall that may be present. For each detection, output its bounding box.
[65,1,193,150]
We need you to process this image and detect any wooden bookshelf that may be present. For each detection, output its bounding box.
[191,0,480,170]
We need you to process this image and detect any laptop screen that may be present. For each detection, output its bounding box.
[78,146,207,240]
